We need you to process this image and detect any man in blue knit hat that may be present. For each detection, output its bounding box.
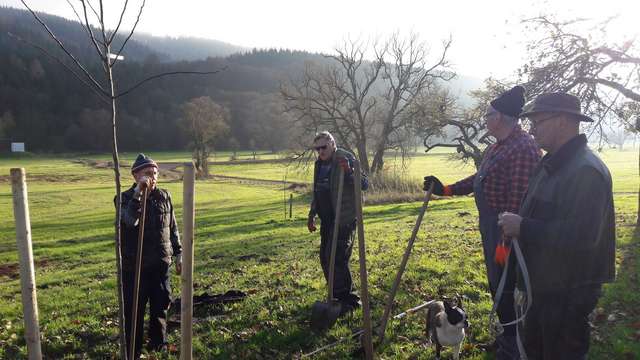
[117,153,182,358]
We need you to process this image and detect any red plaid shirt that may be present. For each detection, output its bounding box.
[448,126,541,214]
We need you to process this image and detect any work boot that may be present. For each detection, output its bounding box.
[338,294,361,317]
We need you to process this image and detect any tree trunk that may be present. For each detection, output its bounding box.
[106,51,127,360]
[370,146,385,174]
[356,141,370,174]
[202,149,210,177]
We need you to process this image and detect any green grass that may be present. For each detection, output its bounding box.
[0,148,638,359]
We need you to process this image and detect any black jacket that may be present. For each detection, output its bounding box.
[309,148,368,226]
[517,135,616,294]
[117,184,182,271]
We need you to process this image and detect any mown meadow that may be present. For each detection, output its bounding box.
[0,149,638,359]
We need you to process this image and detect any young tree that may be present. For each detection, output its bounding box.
[16,1,222,357]
[181,96,230,177]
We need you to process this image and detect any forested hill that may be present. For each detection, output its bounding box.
[0,6,481,152]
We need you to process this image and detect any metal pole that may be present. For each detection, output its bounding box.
[181,163,195,360]
[10,168,43,360]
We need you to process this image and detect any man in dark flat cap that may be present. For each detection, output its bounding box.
[499,93,615,359]
[117,153,182,358]
[424,86,541,359]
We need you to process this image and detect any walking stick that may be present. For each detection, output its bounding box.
[129,186,149,360]
[310,167,345,332]
[353,160,373,360]
[377,183,434,343]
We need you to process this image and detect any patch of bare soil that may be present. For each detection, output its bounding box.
[0,259,52,279]
[0,174,88,183]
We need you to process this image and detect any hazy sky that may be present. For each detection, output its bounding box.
[3,0,639,79]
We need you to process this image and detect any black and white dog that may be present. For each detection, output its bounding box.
[425,299,469,360]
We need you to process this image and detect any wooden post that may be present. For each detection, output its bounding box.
[181,163,196,360]
[10,168,43,360]
[353,161,373,360]
[129,188,149,360]
[377,183,434,343]
[289,194,293,219]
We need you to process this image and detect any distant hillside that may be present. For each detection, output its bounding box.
[133,33,247,61]
[0,6,485,153]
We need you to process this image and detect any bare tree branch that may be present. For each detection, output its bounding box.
[112,0,146,67]
[578,77,640,102]
[65,0,105,53]
[19,0,109,96]
[115,69,226,98]
[108,0,129,44]
[7,32,110,104]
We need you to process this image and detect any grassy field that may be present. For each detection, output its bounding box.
[0,148,638,359]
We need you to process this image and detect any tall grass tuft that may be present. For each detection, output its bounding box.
[365,170,424,205]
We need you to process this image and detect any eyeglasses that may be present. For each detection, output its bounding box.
[524,114,557,130]
[314,144,328,151]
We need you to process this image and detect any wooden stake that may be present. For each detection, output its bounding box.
[181,163,196,360]
[289,194,293,219]
[377,183,434,343]
[10,168,43,360]
[353,161,373,360]
[129,187,149,360]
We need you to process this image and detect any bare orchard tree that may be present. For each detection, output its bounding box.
[282,34,453,174]
[16,1,222,357]
[370,33,454,172]
[181,96,230,178]
[518,15,640,223]
[414,79,510,169]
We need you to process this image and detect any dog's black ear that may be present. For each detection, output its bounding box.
[443,299,453,310]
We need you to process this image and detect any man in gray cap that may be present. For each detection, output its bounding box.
[499,93,616,359]
[424,86,540,359]
[117,153,182,358]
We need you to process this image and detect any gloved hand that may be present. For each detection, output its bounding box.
[494,239,510,266]
[307,216,317,233]
[423,175,445,195]
[337,157,352,175]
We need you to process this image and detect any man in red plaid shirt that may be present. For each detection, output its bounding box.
[424,86,540,360]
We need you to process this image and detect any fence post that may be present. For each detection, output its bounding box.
[11,168,43,360]
[289,194,293,219]
[181,163,195,360]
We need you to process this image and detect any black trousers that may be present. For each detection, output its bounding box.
[319,220,357,304]
[521,285,602,360]
[123,261,172,358]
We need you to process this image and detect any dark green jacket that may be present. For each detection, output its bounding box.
[309,148,366,226]
[117,184,182,271]
[517,135,615,294]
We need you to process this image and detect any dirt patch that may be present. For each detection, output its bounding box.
[74,159,184,181]
[72,159,120,169]
[0,174,88,183]
[0,259,52,279]
[210,174,309,190]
